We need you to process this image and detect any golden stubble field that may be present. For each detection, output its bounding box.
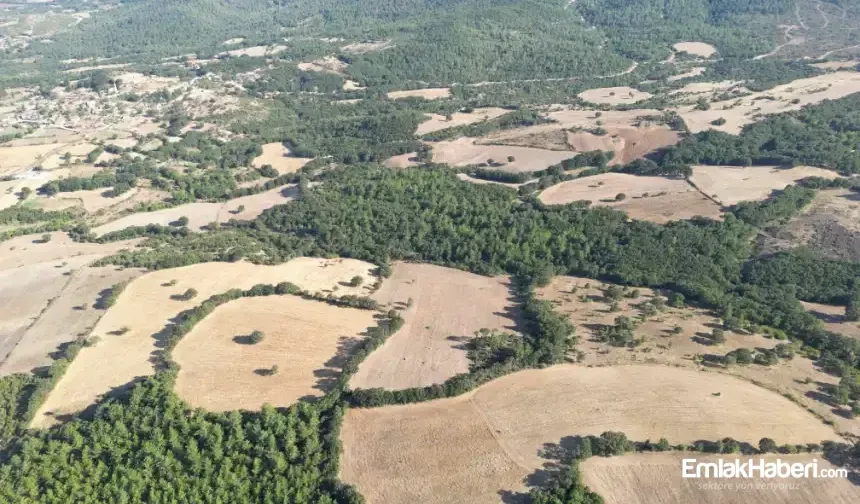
[350,262,519,390]
[340,365,839,504]
[690,165,840,205]
[252,142,312,174]
[581,453,860,504]
[30,257,378,427]
[538,172,722,223]
[173,296,376,411]
[538,276,859,436]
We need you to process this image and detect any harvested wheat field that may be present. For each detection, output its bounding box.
[581,453,860,504]
[387,88,451,100]
[252,142,312,174]
[350,262,519,390]
[297,56,348,75]
[538,173,721,223]
[0,142,65,176]
[216,45,287,58]
[690,165,839,205]
[30,257,377,428]
[0,266,141,376]
[430,137,574,173]
[415,107,509,136]
[801,301,860,340]
[667,66,706,82]
[811,60,859,70]
[764,188,860,261]
[341,365,837,504]
[0,231,138,270]
[384,152,419,169]
[673,41,717,58]
[174,296,375,411]
[92,185,295,236]
[478,128,573,151]
[456,173,530,188]
[539,276,857,435]
[679,71,860,134]
[578,86,652,105]
[54,187,150,213]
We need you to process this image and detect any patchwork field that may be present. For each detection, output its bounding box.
[690,165,839,205]
[430,137,574,173]
[350,262,519,390]
[252,143,312,174]
[91,185,296,236]
[538,173,721,223]
[173,295,375,411]
[581,453,860,504]
[30,257,377,427]
[341,365,838,504]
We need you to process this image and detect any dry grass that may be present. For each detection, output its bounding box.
[297,56,348,75]
[538,173,721,223]
[252,142,312,174]
[679,71,860,134]
[668,66,706,82]
[341,365,838,504]
[578,86,652,106]
[173,296,375,411]
[0,231,138,270]
[387,88,451,100]
[54,187,148,213]
[30,257,378,427]
[539,276,858,436]
[350,263,519,390]
[673,41,717,58]
[415,108,510,136]
[341,40,393,54]
[91,185,295,236]
[456,173,531,189]
[690,165,840,205]
[801,301,860,340]
[811,60,859,70]
[581,453,860,504]
[478,129,573,151]
[216,45,287,58]
[0,143,66,176]
[430,137,575,173]
[384,152,419,169]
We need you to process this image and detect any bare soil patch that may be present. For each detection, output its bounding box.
[801,301,860,340]
[811,59,859,70]
[0,143,66,176]
[578,86,652,106]
[690,165,840,205]
[538,173,721,223]
[387,88,451,100]
[667,66,706,82]
[415,107,510,136]
[478,129,572,151]
[297,56,348,75]
[252,142,312,174]
[341,365,836,504]
[30,257,377,427]
[350,263,518,390]
[430,137,574,173]
[174,296,375,411]
[456,173,530,189]
[764,188,860,261]
[341,40,393,54]
[384,152,419,169]
[673,41,717,58]
[216,44,287,58]
[581,453,860,504]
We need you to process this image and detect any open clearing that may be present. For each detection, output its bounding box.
[801,301,860,340]
[0,142,65,176]
[31,257,378,428]
[667,66,706,82]
[539,276,857,435]
[415,107,510,136]
[174,296,375,411]
[297,56,348,75]
[251,142,312,174]
[341,365,837,504]
[350,262,518,390]
[581,453,860,504]
[578,86,652,106]
[384,152,419,169]
[690,165,839,205]
[538,173,721,223]
[430,137,575,173]
[387,88,451,100]
[764,188,860,261]
[91,185,295,236]
[216,44,287,58]
[678,71,860,134]
[673,41,717,57]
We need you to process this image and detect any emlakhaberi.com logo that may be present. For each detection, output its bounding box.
[682,458,848,479]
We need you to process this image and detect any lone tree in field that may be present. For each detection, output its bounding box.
[172,288,198,301]
[348,275,363,287]
[249,330,265,344]
[19,187,32,200]
[268,365,279,376]
[711,328,726,344]
[507,155,515,163]
[615,192,627,201]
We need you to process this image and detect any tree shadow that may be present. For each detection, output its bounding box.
[692,334,715,346]
[232,334,255,345]
[499,435,583,503]
[806,307,848,324]
[446,335,471,351]
[311,335,364,393]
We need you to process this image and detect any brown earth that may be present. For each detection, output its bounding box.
[341,365,838,504]
[173,296,376,411]
[690,165,840,205]
[252,142,312,174]
[350,262,519,390]
[581,453,860,504]
[30,258,378,428]
[538,173,721,223]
